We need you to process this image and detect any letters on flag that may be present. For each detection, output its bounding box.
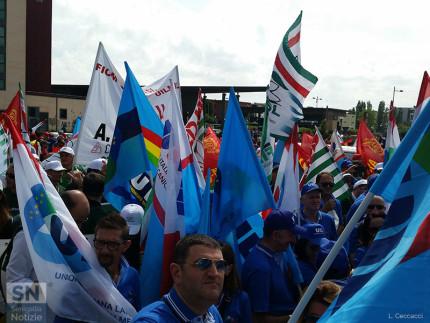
[6,115,136,322]
[211,88,275,241]
[356,118,384,177]
[319,96,430,322]
[104,62,157,212]
[74,43,124,166]
[267,11,318,140]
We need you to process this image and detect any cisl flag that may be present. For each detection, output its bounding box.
[74,42,124,165]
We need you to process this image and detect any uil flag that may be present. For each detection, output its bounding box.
[140,79,202,306]
[319,94,430,322]
[267,11,318,140]
[356,118,384,177]
[74,43,124,166]
[412,71,430,123]
[300,128,351,203]
[384,100,401,165]
[6,115,136,322]
[330,130,346,169]
[203,126,220,187]
[142,66,181,122]
[185,89,205,174]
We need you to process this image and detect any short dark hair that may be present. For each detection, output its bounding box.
[173,234,220,266]
[82,172,105,198]
[95,213,129,240]
[316,172,333,184]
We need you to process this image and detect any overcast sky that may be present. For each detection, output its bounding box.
[52,0,430,111]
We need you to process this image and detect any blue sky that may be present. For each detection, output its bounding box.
[52,0,430,111]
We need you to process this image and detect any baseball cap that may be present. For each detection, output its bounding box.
[301,223,329,246]
[301,182,322,197]
[353,179,367,189]
[316,240,349,276]
[264,209,306,235]
[374,162,384,171]
[341,159,353,169]
[87,158,106,172]
[59,146,74,156]
[120,204,144,235]
[43,160,66,172]
[367,174,379,189]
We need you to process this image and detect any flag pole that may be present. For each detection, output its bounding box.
[288,191,375,323]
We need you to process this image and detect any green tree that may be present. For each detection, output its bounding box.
[318,119,328,139]
[376,101,386,132]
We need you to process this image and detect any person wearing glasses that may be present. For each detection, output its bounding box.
[132,234,224,322]
[61,190,90,230]
[295,183,338,242]
[242,209,306,323]
[93,214,141,311]
[316,172,344,235]
[3,164,18,210]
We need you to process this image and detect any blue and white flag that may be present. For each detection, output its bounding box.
[6,115,136,322]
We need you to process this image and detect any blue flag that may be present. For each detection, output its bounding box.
[197,169,212,236]
[72,116,81,136]
[104,62,157,211]
[211,87,276,241]
[320,99,430,322]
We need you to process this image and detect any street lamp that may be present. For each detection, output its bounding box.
[392,86,403,106]
[313,96,322,109]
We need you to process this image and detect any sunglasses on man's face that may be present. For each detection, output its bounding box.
[189,258,228,274]
[367,204,384,210]
[320,182,334,188]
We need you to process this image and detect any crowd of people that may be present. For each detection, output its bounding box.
[0,130,387,322]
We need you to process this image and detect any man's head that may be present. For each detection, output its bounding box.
[61,190,90,229]
[59,147,74,169]
[82,172,105,202]
[170,234,226,315]
[316,172,335,198]
[263,209,306,252]
[87,158,107,176]
[5,164,15,191]
[94,214,131,270]
[352,179,367,198]
[43,160,66,187]
[342,173,355,190]
[300,182,323,212]
[365,195,385,219]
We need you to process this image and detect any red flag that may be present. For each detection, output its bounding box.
[356,118,384,177]
[298,131,314,170]
[0,91,21,131]
[203,126,220,186]
[413,71,430,123]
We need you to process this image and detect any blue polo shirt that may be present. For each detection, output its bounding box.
[294,209,338,241]
[320,195,344,226]
[131,287,222,323]
[241,242,297,316]
[117,257,141,311]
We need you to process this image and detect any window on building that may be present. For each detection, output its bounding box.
[59,108,67,119]
[28,106,38,118]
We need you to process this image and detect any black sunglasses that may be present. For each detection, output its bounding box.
[6,173,14,179]
[367,204,384,210]
[93,239,126,251]
[190,258,228,274]
[320,182,334,188]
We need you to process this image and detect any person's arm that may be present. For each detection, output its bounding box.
[251,312,290,323]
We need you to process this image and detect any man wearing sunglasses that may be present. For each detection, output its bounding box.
[241,209,307,323]
[132,234,223,322]
[94,214,141,311]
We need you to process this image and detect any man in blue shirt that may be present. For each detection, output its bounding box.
[242,209,306,322]
[132,234,224,322]
[295,182,338,241]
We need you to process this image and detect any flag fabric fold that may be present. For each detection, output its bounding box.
[320,94,430,322]
[329,130,346,169]
[74,43,124,165]
[412,70,430,123]
[6,115,136,322]
[30,119,47,133]
[211,87,275,241]
[267,11,318,140]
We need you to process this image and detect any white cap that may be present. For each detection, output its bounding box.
[59,146,74,156]
[120,204,144,235]
[353,179,367,189]
[374,162,384,171]
[43,160,67,172]
[87,158,106,171]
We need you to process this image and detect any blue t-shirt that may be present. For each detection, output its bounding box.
[217,290,252,323]
[320,195,344,226]
[131,287,222,323]
[297,259,317,288]
[242,241,297,315]
[294,209,338,241]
